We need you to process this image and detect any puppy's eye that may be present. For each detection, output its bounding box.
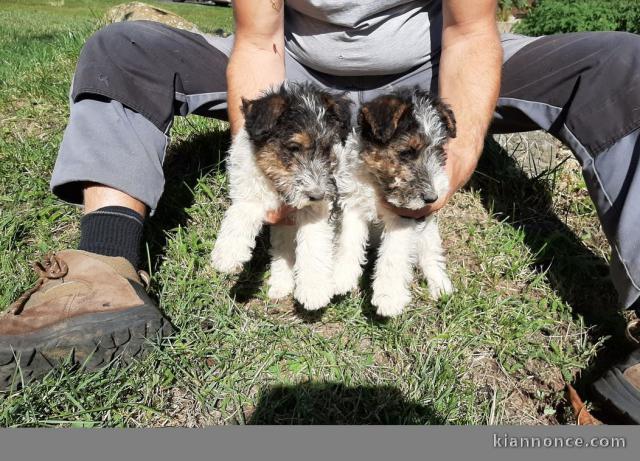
[285,142,302,154]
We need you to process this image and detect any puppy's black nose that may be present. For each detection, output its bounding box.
[307,191,326,201]
[422,191,438,204]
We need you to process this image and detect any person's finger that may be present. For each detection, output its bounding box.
[265,211,277,224]
[266,215,295,225]
[265,205,296,225]
[265,210,292,225]
[280,204,296,216]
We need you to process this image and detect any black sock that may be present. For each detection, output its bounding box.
[79,206,145,268]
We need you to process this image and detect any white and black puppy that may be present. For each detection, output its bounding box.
[334,88,455,317]
[211,82,351,310]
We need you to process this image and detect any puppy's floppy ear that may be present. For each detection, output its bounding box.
[432,98,457,139]
[359,97,410,144]
[242,92,288,143]
[322,92,353,142]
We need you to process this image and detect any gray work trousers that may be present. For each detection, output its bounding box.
[51,21,640,310]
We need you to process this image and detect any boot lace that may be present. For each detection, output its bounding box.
[626,318,640,346]
[10,254,69,315]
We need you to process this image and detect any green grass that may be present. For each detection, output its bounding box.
[0,0,621,426]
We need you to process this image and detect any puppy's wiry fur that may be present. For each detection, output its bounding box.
[335,88,455,317]
[211,82,351,310]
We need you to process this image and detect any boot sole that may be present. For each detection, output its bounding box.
[592,349,640,424]
[0,305,173,392]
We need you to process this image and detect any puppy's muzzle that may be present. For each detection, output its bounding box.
[306,189,326,202]
[422,190,438,204]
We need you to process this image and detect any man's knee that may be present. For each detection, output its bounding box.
[71,20,226,131]
[79,21,165,71]
[609,32,640,52]
[593,32,640,74]
[568,32,640,153]
[71,21,179,130]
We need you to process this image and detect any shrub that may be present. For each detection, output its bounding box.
[515,0,640,35]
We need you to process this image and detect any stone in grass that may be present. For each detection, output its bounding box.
[105,2,200,33]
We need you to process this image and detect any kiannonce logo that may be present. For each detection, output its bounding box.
[493,433,627,449]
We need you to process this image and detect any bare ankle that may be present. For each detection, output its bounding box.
[82,183,147,216]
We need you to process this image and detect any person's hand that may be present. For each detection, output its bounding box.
[384,139,479,219]
[265,204,296,225]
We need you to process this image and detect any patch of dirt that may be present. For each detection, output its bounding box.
[438,191,492,277]
[148,387,220,427]
[312,321,345,339]
[373,349,393,367]
[465,352,570,425]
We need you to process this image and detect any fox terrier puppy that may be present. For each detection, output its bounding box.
[211,82,351,310]
[334,88,456,317]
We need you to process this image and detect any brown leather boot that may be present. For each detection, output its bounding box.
[0,250,172,391]
[592,319,640,423]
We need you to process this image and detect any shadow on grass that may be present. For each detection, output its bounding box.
[229,229,270,303]
[249,382,443,424]
[471,138,631,402]
[145,128,229,271]
[145,124,272,304]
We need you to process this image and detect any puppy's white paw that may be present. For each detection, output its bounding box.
[332,263,361,296]
[372,290,410,318]
[210,246,246,274]
[294,279,334,311]
[267,275,295,300]
[426,271,454,300]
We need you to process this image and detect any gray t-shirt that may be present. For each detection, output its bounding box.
[284,0,442,76]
